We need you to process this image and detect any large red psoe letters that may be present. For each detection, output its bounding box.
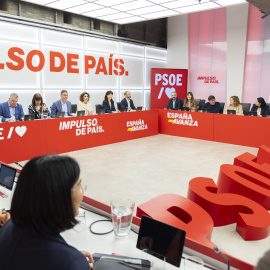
[150,68,188,110]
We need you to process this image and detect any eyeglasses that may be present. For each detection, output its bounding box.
[72,181,87,194]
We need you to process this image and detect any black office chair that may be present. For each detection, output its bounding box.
[95,104,103,110]
[117,102,122,110]
[219,102,225,114]
[71,104,77,114]
[241,103,251,115]
[199,100,205,110]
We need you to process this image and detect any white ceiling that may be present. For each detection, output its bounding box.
[21,0,247,24]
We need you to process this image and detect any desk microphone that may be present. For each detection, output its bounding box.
[14,161,24,168]
[214,246,230,270]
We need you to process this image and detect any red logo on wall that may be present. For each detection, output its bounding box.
[150,68,188,109]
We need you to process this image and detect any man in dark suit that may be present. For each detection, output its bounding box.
[166,92,183,110]
[120,91,137,111]
[0,93,24,122]
[51,90,72,118]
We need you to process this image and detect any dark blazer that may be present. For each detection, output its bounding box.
[0,220,90,270]
[166,98,183,110]
[120,98,136,110]
[51,100,72,118]
[0,101,24,122]
[251,104,270,117]
[202,102,221,113]
[103,100,116,113]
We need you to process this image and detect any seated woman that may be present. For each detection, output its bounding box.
[0,155,93,270]
[183,92,197,112]
[251,97,270,117]
[224,96,243,115]
[28,93,50,119]
[102,90,119,113]
[77,92,93,115]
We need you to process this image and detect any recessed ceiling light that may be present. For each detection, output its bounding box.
[83,7,119,17]
[93,0,133,7]
[113,0,153,12]
[65,3,102,14]
[128,5,166,16]
[46,0,86,10]
[142,9,179,19]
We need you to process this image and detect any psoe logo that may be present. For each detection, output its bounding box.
[167,112,198,127]
[0,126,27,140]
[59,118,104,136]
[127,119,148,132]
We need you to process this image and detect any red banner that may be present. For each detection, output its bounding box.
[150,68,188,109]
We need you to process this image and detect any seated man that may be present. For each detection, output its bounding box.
[120,91,136,111]
[203,95,221,113]
[0,93,24,122]
[51,90,72,118]
[166,92,182,110]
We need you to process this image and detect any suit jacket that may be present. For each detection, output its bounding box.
[120,98,136,110]
[166,98,183,110]
[51,100,72,118]
[103,100,116,113]
[0,101,24,122]
[183,100,197,111]
[251,104,270,117]
[0,220,89,270]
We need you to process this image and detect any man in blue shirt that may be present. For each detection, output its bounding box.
[0,93,24,122]
[51,90,72,118]
[203,95,220,113]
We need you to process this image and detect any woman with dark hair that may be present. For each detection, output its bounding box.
[0,155,93,270]
[183,92,197,111]
[77,92,93,115]
[224,96,243,115]
[102,90,119,113]
[28,93,50,119]
[251,97,270,117]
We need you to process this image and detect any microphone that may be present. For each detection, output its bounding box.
[214,246,230,270]
[14,161,24,168]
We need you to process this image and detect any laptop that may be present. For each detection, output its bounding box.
[182,107,189,111]
[24,114,35,121]
[137,106,143,111]
[136,215,186,268]
[77,110,85,116]
[56,112,65,118]
[120,108,128,112]
[96,108,105,115]
[0,163,17,191]
[227,109,236,115]
[248,111,257,116]
[202,108,211,113]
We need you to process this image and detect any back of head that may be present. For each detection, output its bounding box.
[11,155,80,234]
[256,249,270,270]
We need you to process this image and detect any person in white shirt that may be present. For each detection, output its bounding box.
[77,92,93,115]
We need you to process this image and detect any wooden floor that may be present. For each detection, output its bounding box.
[16,134,268,266]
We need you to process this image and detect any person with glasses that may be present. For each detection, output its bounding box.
[0,155,93,270]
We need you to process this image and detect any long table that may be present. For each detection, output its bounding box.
[158,109,270,148]
[0,110,158,163]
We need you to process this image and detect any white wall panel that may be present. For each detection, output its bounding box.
[144,59,166,89]
[144,90,150,110]
[145,47,167,60]
[41,45,84,89]
[120,56,144,89]
[0,21,39,43]
[0,41,40,88]
[120,43,144,57]
[85,37,118,53]
[41,29,84,49]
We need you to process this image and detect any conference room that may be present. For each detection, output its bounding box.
[0,0,270,269]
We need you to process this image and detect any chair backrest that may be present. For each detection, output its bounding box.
[219,102,225,114]
[267,103,270,108]
[71,104,77,113]
[180,99,185,104]
[241,103,251,115]
[199,99,205,110]
[117,102,121,110]
[95,104,103,110]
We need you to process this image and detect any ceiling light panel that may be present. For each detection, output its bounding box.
[113,0,153,12]
[128,5,166,16]
[98,12,130,21]
[113,16,145,24]
[45,0,86,9]
[93,0,133,7]
[175,2,220,14]
[65,3,103,14]
[142,9,179,19]
[161,0,210,9]
[213,0,247,6]
[83,7,119,17]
